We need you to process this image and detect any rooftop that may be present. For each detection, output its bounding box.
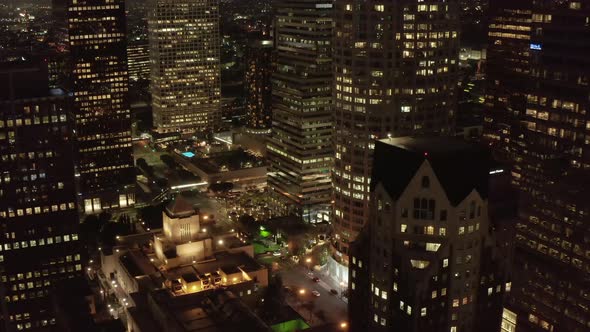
[166,195,197,218]
[373,136,490,205]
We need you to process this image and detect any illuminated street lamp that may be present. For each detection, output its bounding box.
[299,289,306,295]
[340,322,348,330]
[306,257,312,271]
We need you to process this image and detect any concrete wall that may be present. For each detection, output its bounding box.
[163,212,201,243]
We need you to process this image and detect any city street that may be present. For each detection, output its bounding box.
[279,264,348,327]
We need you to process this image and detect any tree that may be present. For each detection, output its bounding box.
[160,154,177,169]
[136,158,148,169]
[99,221,132,248]
[208,182,233,193]
[260,274,285,320]
[139,204,164,229]
[238,214,257,235]
[136,158,154,177]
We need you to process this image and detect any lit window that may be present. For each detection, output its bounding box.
[421,307,427,317]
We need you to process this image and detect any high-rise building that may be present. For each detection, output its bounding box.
[330,0,460,281]
[483,0,532,162]
[148,0,221,134]
[244,39,273,134]
[127,43,150,83]
[67,0,136,214]
[486,2,590,331]
[266,0,333,224]
[51,0,67,20]
[0,63,83,331]
[348,137,509,332]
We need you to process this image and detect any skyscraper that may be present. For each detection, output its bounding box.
[483,0,532,161]
[0,63,83,331]
[487,2,590,331]
[127,43,151,83]
[67,0,136,214]
[348,137,509,332]
[244,39,273,134]
[148,0,221,134]
[330,0,460,281]
[266,0,333,224]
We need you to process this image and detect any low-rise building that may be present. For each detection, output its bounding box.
[99,196,269,331]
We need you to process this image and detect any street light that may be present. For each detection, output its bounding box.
[340,322,348,329]
[306,257,312,271]
[299,289,306,295]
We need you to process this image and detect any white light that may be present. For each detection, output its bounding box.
[170,182,208,190]
[218,239,224,245]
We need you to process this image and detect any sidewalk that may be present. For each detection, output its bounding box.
[314,265,348,304]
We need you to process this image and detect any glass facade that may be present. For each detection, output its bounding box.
[267,0,333,224]
[245,39,273,134]
[67,0,136,214]
[0,67,83,331]
[332,0,459,264]
[487,1,590,330]
[148,0,221,134]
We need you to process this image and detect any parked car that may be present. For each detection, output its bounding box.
[311,290,320,297]
[312,277,320,283]
[330,289,338,295]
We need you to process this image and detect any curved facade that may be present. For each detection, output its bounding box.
[331,0,460,275]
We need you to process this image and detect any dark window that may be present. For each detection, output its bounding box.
[428,199,435,220]
[421,176,430,188]
[420,198,428,219]
[401,208,408,218]
[469,201,476,219]
[440,210,447,221]
[413,197,435,220]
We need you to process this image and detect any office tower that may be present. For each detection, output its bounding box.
[488,2,590,331]
[348,137,509,332]
[67,0,136,214]
[51,0,67,20]
[483,0,532,161]
[148,0,221,134]
[127,43,151,83]
[0,63,83,331]
[266,0,333,224]
[244,39,273,134]
[330,0,460,281]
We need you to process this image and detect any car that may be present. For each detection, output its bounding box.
[283,286,292,293]
[330,289,338,295]
[273,251,282,257]
[312,277,320,283]
[311,290,320,297]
